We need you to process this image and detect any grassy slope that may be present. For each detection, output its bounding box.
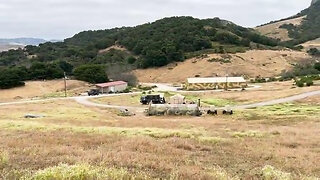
[257,1,320,47]
[133,50,310,83]
[0,80,89,102]
[0,92,319,179]
[255,16,306,41]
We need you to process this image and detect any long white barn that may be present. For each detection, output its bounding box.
[185,77,247,90]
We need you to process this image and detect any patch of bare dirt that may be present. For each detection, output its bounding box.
[0,80,90,102]
[301,38,320,50]
[98,45,129,54]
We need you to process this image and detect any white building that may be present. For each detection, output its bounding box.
[184,77,247,90]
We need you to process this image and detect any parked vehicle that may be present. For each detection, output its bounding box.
[207,105,218,115]
[140,94,166,105]
[222,105,233,115]
[88,89,100,96]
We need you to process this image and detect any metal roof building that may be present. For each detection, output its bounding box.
[187,77,246,84]
[185,77,247,91]
[95,81,128,93]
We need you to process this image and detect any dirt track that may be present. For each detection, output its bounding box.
[232,90,320,109]
[2,89,319,113]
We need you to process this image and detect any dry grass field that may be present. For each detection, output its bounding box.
[0,80,90,103]
[301,38,320,50]
[0,82,320,179]
[92,94,144,108]
[256,16,306,41]
[184,81,320,105]
[134,50,310,83]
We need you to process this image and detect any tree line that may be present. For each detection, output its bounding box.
[1,17,279,69]
[0,61,108,89]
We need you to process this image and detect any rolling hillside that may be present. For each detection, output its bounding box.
[0,17,279,68]
[1,14,318,89]
[257,0,320,48]
[301,38,320,49]
[256,16,306,42]
[134,50,311,83]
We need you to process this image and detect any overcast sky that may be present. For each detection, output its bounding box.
[0,0,311,40]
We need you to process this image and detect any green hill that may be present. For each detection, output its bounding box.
[279,1,320,46]
[0,16,279,89]
[1,17,278,68]
[311,0,319,5]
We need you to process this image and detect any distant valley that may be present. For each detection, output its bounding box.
[0,44,24,52]
[0,38,47,52]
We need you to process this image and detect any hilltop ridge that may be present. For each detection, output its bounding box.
[1,16,278,68]
[257,0,320,48]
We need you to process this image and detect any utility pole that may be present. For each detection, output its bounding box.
[64,72,67,97]
[225,68,229,91]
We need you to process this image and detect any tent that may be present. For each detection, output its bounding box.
[169,94,186,104]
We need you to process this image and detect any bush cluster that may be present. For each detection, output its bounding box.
[0,61,70,89]
[295,76,318,87]
[73,64,108,83]
[281,63,320,81]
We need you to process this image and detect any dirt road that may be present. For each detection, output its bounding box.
[74,93,145,113]
[74,90,320,111]
[0,90,319,111]
[232,90,320,109]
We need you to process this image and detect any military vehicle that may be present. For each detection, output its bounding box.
[140,94,166,105]
[88,89,100,96]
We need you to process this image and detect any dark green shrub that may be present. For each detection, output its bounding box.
[308,48,320,56]
[74,64,108,83]
[0,68,26,89]
[296,80,304,87]
[127,56,137,64]
[29,62,64,80]
[306,79,314,86]
[314,62,320,71]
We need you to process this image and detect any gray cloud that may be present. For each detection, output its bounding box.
[0,0,311,40]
